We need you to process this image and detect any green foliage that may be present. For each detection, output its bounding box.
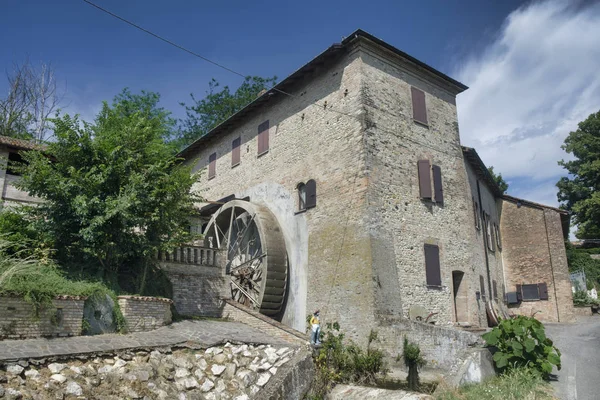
[572,290,598,307]
[14,89,198,294]
[308,322,387,399]
[178,76,277,148]
[487,166,509,194]
[436,368,553,400]
[402,337,426,390]
[0,207,53,259]
[565,242,600,289]
[557,109,600,238]
[482,316,561,378]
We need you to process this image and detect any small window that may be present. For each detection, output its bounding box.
[297,183,306,211]
[521,284,540,301]
[495,223,502,249]
[424,244,442,287]
[411,87,428,126]
[208,152,216,180]
[418,159,432,199]
[7,152,24,176]
[305,179,317,209]
[473,199,480,230]
[258,120,269,155]
[480,275,486,301]
[493,280,498,301]
[432,165,443,204]
[485,213,495,252]
[232,137,241,167]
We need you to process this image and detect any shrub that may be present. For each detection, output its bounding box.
[308,322,387,399]
[402,337,426,390]
[482,316,560,378]
[572,290,598,307]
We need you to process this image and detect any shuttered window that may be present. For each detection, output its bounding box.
[480,275,486,301]
[411,87,428,125]
[522,284,540,301]
[258,120,269,155]
[305,179,317,209]
[424,244,442,287]
[418,160,432,199]
[232,137,241,166]
[432,165,443,204]
[539,282,549,300]
[493,280,498,301]
[208,152,216,180]
[516,284,523,302]
[485,213,495,252]
[495,223,502,249]
[297,183,307,211]
[473,199,480,230]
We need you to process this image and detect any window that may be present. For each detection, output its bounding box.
[232,137,241,167]
[424,244,442,287]
[495,223,502,250]
[297,183,306,211]
[305,179,317,209]
[418,160,432,199]
[411,87,428,125]
[480,275,486,301]
[208,152,216,180]
[493,280,498,301]
[518,283,549,301]
[485,213,495,252]
[7,152,24,176]
[258,120,269,155]
[473,199,480,230]
[432,165,443,204]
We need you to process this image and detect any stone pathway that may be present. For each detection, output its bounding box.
[0,320,289,362]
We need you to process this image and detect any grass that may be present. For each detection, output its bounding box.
[435,368,555,400]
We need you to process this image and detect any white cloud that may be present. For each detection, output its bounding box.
[456,0,600,189]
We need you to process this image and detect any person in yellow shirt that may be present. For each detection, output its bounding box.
[310,310,321,345]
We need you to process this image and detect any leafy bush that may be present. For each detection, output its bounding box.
[566,243,600,289]
[0,208,52,259]
[572,290,598,307]
[308,322,387,399]
[402,337,426,390]
[482,316,560,378]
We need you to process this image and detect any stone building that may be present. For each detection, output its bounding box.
[174,30,575,344]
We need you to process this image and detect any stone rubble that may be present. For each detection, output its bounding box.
[0,342,297,399]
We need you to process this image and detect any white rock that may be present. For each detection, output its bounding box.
[194,369,205,380]
[213,354,227,364]
[232,344,247,355]
[212,348,223,355]
[174,357,193,369]
[258,362,272,372]
[250,385,261,395]
[24,369,41,380]
[104,358,115,365]
[183,377,199,390]
[269,367,278,375]
[175,368,190,378]
[200,378,214,392]
[242,350,253,357]
[69,366,83,375]
[257,345,266,350]
[178,393,186,400]
[256,372,271,387]
[114,359,127,368]
[224,342,232,347]
[196,358,208,370]
[6,389,22,398]
[248,363,259,372]
[66,381,83,396]
[224,363,236,378]
[48,363,67,374]
[215,379,226,393]
[204,393,217,400]
[236,369,257,387]
[147,382,157,390]
[274,357,290,368]
[6,365,24,375]
[276,347,290,356]
[97,365,113,374]
[50,374,67,383]
[150,350,162,359]
[234,395,249,400]
[211,364,226,376]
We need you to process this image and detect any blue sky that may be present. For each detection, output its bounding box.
[2,0,600,210]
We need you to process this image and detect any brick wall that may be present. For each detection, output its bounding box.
[117,296,173,333]
[0,296,84,339]
[500,200,575,323]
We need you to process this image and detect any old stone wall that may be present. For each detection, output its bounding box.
[359,40,475,327]
[500,200,575,322]
[0,296,84,339]
[183,48,373,338]
[117,296,173,333]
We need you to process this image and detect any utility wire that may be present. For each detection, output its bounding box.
[82,0,357,119]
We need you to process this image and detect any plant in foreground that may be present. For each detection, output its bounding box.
[402,337,426,390]
[482,315,560,378]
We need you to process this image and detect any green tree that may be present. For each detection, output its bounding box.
[178,76,277,148]
[557,110,600,239]
[488,166,509,194]
[15,89,198,294]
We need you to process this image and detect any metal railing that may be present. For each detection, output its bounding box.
[156,246,219,267]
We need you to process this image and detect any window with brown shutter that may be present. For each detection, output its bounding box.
[305,179,317,209]
[411,87,428,126]
[480,275,486,301]
[208,152,216,180]
[493,280,498,301]
[424,244,442,287]
[432,165,443,204]
[418,160,432,199]
[258,120,269,155]
[232,137,241,167]
[297,183,307,211]
[522,284,540,301]
[539,282,549,300]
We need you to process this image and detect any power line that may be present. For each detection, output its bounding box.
[82,0,357,119]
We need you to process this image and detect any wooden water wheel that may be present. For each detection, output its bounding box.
[203,200,288,316]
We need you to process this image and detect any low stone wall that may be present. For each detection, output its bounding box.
[222,300,308,346]
[0,296,85,339]
[117,296,173,333]
[573,306,593,317]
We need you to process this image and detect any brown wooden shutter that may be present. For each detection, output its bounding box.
[516,284,522,302]
[208,152,216,179]
[258,120,269,154]
[411,87,428,125]
[432,165,443,204]
[480,275,486,300]
[493,280,498,300]
[232,137,241,166]
[305,179,317,209]
[490,221,496,251]
[496,223,502,249]
[539,282,549,300]
[418,160,432,199]
[424,244,441,286]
